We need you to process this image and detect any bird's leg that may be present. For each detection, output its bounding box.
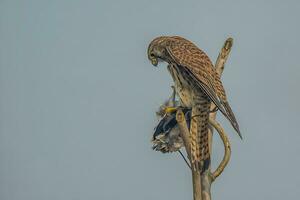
[165,85,178,112]
[170,85,176,106]
[156,86,179,117]
[164,105,190,115]
[164,106,178,114]
[162,86,181,115]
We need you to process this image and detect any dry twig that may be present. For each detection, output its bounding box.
[209,118,231,181]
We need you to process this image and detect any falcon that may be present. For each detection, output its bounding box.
[147,36,241,171]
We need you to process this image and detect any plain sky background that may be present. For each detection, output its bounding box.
[1,0,300,199]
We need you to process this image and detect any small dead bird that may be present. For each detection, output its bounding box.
[152,108,191,153]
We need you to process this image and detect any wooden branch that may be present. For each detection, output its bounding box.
[209,118,231,181]
[176,109,191,158]
[176,109,202,200]
[215,38,233,75]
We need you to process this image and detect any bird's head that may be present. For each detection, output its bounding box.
[147,36,170,67]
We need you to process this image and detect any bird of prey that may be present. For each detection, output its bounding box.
[147,36,241,172]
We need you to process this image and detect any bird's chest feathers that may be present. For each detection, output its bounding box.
[176,86,194,107]
[167,64,196,107]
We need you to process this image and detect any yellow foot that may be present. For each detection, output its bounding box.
[164,107,178,114]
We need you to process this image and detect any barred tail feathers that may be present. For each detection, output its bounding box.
[190,103,211,173]
[190,117,200,170]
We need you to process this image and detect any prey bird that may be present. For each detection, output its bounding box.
[147,36,241,172]
[153,107,191,153]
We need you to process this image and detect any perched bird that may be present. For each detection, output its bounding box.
[148,36,241,172]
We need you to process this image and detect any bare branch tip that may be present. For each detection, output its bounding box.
[224,38,233,51]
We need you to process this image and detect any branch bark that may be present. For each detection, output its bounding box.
[176,109,202,200]
[209,118,231,181]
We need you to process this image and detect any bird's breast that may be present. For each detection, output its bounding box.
[167,64,196,108]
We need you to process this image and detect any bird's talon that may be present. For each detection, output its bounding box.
[164,107,178,114]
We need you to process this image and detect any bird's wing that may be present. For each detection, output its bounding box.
[165,39,227,115]
[184,67,241,138]
[166,37,241,137]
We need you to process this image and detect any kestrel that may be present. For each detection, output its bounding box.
[148,36,241,171]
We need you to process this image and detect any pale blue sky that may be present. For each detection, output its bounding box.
[1,0,300,199]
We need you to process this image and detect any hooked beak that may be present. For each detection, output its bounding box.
[150,57,158,66]
[148,46,158,66]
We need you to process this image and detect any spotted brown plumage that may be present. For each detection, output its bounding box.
[167,63,211,171]
[148,36,241,171]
